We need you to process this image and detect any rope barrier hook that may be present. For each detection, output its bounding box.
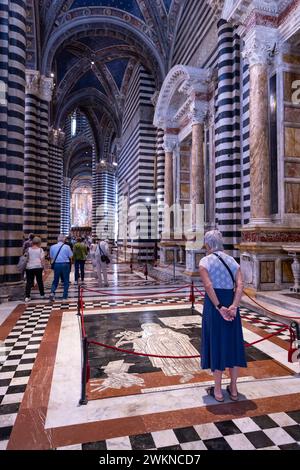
[79,336,89,406]
[288,321,300,364]
[190,281,195,313]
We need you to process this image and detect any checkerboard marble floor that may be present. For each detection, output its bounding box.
[56,412,300,451]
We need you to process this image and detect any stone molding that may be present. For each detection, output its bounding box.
[163,134,178,153]
[242,25,279,65]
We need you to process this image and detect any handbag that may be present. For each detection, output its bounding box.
[99,245,110,265]
[17,254,28,273]
[51,243,65,270]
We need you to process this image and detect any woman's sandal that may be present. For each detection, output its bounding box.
[206,386,224,403]
[226,385,239,401]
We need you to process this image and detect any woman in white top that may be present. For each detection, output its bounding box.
[25,237,45,302]
[90,238,98,268]
[199,230,246,403]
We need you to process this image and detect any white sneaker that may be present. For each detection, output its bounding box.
[25,297,31,303]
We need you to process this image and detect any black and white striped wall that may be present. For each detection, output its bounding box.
[118,65,157,262]
[0,0,26,298]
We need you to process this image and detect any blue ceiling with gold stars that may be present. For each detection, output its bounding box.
[70,0,144,20]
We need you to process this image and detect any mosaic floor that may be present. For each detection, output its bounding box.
[0,264,300,451]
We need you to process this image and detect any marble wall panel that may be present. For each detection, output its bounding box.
[281,259,294,283]
[260,261,275,284]
[284,72,300,102]
[285,127,300,157]
[285,162,300,178]
[285,182,300,213]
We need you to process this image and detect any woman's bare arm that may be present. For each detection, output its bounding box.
[229,268,244,316]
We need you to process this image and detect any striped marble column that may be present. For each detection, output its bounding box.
[23,71,53,247]
[61,177,71,236]
[48,129,65,246]
[93,163,117,240]
[0,0,26,300]
[215,19,242,255]
[156,128,165,245]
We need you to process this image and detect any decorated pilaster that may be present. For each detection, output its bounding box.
[61,177,71,235]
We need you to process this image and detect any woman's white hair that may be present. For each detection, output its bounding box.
[204,230,224,252]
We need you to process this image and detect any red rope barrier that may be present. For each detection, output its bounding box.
[243,291,300,321]
[87,325,290,359]
[81,284,191,297]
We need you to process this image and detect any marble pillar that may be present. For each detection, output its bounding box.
[0,1,26,301]
[48,129,65,246]
[242,26,277,226]
[162,135,177,239]
[191,122,204,229]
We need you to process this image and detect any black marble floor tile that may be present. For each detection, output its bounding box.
[244,431,274,449]
[0,426,13,440]
[19,358,35,365]
[159,445,182,450]
[287,411,300,424]
[0,366,18,373]
[13,370,31,378]
[129,433,155,450]
[279,442,300,450]
[0,402,20,415]
[0,379,11,387]
[215,420,241,436]
[252,415,279,430]
[82,441,107,450]
[173,427,201,444]
[282,425,300,441]
[202,437,232,451]
[6,384,27,394]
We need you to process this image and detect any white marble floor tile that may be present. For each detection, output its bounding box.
[56,444,83,450]
[263,427,295,446]
[16,363,33,371]
[0,440,9,450]
[10,376,29,386]
[151,430,179,448]
[0,413,17,427]
[268,412,298,427]
[0,372,15,380]
[1,393,24,405]
[0,387,8,396]
[180,441,207,451]
[258,446,280,450]
[193,423,222,440]
[233,417,261,433]
[225,433,255,450]
[106,436,132,450]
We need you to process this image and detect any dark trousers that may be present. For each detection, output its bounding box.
[25,268,44,298]
[75,260,85,282]
[51,263,70,299]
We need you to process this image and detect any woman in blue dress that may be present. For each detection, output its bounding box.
[199,230,247,402]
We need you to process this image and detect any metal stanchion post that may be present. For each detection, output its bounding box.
[173,250,176,282]
[79,336,89,406]
[190,281,195,313]
[77,284,81,317]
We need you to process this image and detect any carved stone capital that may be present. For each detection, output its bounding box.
[39,76,54,102]
[163,135,178,153]
[25,70,54,102]
[190,101,209,125]
[49,128,65,148]
[242,26,278,66]
[26,70,40,95]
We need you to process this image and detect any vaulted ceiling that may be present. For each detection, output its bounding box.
[33,0,183,159]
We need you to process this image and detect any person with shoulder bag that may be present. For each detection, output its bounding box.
[24,237,45,302]
[199,230,247,403]
[95,239,110,287]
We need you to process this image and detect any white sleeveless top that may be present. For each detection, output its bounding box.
[27,247,45,270]
[199,251,239,289]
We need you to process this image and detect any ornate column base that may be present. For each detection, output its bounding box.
[0,281,24,303]
[184,247,206,277]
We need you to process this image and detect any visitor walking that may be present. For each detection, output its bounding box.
[199,230,247,403]
[24,237,45,302]
[73,237,88,284]
[49,235,73,301]
[90,238,98,269]
[95,239,110,287]
[23,233,35,254]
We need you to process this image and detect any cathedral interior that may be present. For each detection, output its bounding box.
[1,0,300,453]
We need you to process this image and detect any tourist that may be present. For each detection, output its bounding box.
[24,237,45,302]
[90,238,98,269]
[95,239,110,287]
[23,233,35,254]
[199,230,247,402]
[73,237,88,284]
[49,235,73,301]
